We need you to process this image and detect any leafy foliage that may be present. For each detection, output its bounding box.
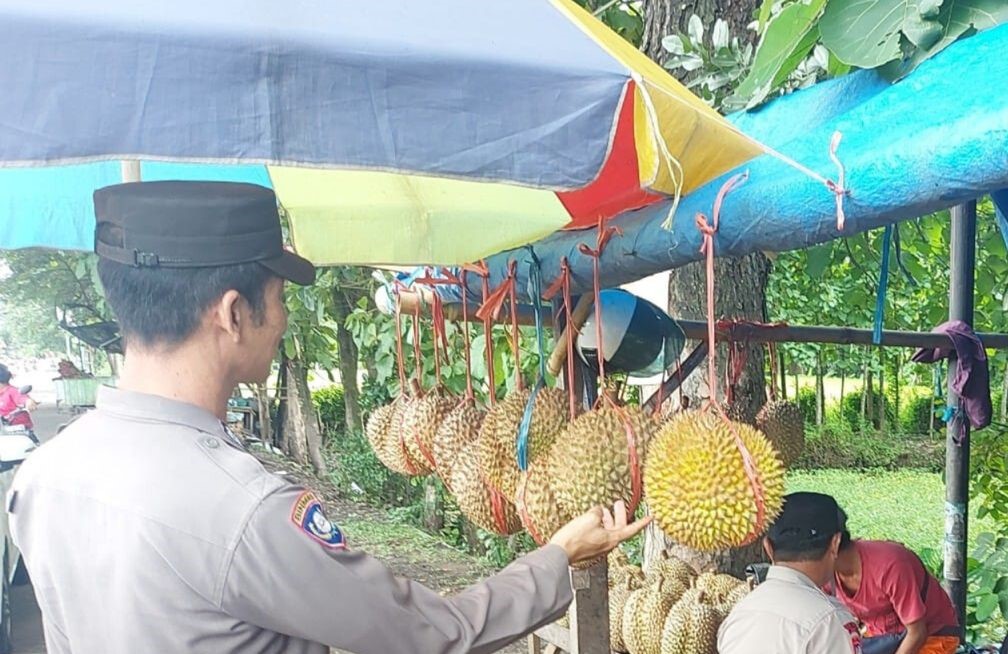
[312,385,346,438]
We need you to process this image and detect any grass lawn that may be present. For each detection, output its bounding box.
[787,468,995,555]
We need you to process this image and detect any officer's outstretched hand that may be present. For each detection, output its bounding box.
[549,500,651,566]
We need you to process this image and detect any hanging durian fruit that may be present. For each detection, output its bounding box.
[550,404,657,518]
[514,454,574,545]
[449,441,521,535]
[380,394,427,476]
[400,387,455,475]
[755,399,806,467]
[609,549,645,589]
[478,387,568,498]
[432,397,485,488]
[623,577,686,654]
[365,402,397,468]
[659,589,725,654]
[644,411,785,552]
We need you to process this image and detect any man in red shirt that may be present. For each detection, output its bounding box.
[832,508,959,654]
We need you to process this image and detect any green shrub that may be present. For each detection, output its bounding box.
[837,389,895,431]
[324,431,422,507]
[795,387,818,424]
[899,393,941,436]
[794,421,942,472]
[313,385,346,436]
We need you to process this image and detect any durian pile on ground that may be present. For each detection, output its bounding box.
[608,550,750,654]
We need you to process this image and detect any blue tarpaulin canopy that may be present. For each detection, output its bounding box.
[477,22,1008,298]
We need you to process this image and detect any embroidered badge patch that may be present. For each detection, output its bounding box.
[290,491,346,550]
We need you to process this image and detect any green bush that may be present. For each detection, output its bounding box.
[795,422,942,472]
[837,389,896,431]
[324,431,422,507]
[313,385,346,436]
[899,393,941,436]
[795,387,818,424]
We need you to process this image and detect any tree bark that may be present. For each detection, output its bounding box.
[332,286,363,434]
[253,382,273,447]
[643,0,765,579]
[285,357,328,475]
[423,478,444,533]
[816,349,825,426]
[275,353,289,450]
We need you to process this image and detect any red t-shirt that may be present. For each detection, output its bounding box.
[834,540,958,637]
[0,385,28,417]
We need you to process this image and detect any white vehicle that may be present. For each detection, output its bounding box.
[0,432,37,653]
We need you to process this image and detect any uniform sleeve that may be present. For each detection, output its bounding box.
[878,549,929,627]
[219,485,573,654]
[804,610,863,654]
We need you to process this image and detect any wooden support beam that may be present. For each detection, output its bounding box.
[394,290,1008,350]
[643,342,709,414]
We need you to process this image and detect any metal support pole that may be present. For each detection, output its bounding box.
[944,200,976,636]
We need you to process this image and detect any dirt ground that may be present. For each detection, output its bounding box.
[256,451,530,654]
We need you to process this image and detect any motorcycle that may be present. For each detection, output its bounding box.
[1,385,40,445]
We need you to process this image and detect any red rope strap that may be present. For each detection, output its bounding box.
[488,485,509,534]
[463,262,497,406]
[696,172,768,542]
[577,219,620,390]
[393,290,407,392]
[543,258,579,420]
[460,271,475,401]
[476,261,522,392]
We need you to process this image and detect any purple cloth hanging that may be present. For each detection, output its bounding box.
[911,320,992,431]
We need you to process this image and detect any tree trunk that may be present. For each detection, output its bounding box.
[816,349,825,426]
[253,383,273,447]
[878,348,886,433]
[643,0,765,579]
[1001,358,1008,421]
[274,353,289,450]
[284,358,328,475]
[779,349,788,400]
[423,478,444,533]
[332,287,363,434]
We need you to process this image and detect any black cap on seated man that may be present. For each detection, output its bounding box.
[718,493,862,654]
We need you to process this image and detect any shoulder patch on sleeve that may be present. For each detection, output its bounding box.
[290,491,346,550]
[842,621,863,654]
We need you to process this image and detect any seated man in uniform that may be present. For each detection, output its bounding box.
[831,507,959,654]
[8,181,650,654]
[718,492,863,654]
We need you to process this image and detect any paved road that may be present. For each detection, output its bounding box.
[10,368,64,654]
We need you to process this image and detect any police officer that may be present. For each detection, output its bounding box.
[718,492,863,654]
[8,181,649,654]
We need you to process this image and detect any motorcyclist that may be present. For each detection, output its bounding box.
[0,363,38,422]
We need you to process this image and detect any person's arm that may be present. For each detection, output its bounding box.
[893,619,928,654]
[220,487,648,654]
[804,611,863,654]
[880,549,930,646]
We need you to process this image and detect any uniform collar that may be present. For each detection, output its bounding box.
[96,385,226,436]
[766,565,823,590]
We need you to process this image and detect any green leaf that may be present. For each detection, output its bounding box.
[729,0,828,108]
[820,0,927,68]
[976,592,998,621]
[1000,591,1008,619]
[758,0,775,31]
[806,243,834,278]
[899,0,1008,75]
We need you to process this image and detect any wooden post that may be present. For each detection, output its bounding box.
[568,564,610,654]
[944,200,976,635]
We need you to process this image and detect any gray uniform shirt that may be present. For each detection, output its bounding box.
[8,387,573,653]
[718,565,863,654]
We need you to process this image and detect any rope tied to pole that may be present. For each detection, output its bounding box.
[696,171,769,543]
[464,261,497,406]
